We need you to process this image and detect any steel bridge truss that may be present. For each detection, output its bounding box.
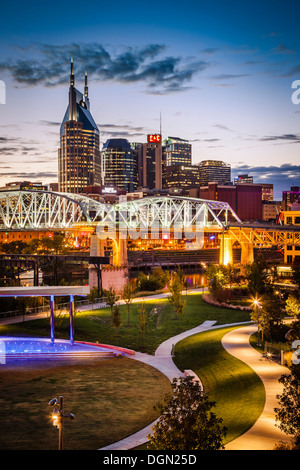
[0,190,107,230]
[96,196,242,241]
[0,191,241,232]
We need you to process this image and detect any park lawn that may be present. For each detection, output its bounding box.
[0,293,251,355]
[0,357,172,450]
[173,325,265,445]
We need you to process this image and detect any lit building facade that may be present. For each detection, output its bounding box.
[58,59,101,193]
[163,137,191,167]
[137,142,162,190]
[282,186,300,210]
[101,138,137,192]
[198,160,231,186]
[164,164,201,191]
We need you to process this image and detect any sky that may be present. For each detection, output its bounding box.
[0,0,299,199]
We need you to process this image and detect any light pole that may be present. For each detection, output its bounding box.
[252,298,261,346]
[49,396,75,450]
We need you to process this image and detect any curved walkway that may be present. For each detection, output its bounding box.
[99,320,217,450]
[222,325,291,450]
[100,322,292,451]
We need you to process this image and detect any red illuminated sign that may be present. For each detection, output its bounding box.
[147,134,161,144]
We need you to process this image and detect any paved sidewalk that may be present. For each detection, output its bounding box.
[99,320,217,450]
[222,325,291,450]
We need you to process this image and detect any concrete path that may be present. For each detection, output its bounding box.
[99,320,217,450]
[222,325,291,450]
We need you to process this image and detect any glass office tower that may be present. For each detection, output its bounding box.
[58,59,101,193]
[101,138,138,193]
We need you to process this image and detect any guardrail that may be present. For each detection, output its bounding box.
[0,296,121,320]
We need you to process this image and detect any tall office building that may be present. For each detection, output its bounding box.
[58,58,101,193]
[164,164,201,191]
[198,160,231,186]
[101,138,137,192]
[137,142,162,190]
[163,137,191,167]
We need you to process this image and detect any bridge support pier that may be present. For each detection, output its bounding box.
[240,242,254,268]
[89,234,128,295]
[219,233,233,265]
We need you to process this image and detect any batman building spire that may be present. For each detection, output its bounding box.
[58,58,101,193]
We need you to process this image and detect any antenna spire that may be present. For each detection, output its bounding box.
[70,54,75,87]
[84,68,88,98]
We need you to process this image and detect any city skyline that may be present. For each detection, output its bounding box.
[0,0,299,198]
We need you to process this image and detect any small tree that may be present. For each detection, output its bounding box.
[122,280,134,326]
[147,376,227,450]
[88,286,98,310]
[246,255,269,297]
[286,295,300,321]
[111,305,122,336]
[256,294,284,342]
[206,263,227,302]
[275,365,300,447]
[137,303,148,350]
[168,273,185,330]
[105,285,117,316]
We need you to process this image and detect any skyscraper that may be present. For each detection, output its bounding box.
[163,137,192,167]
[58,58,101,193]
[101,138,137,192]
[137,142,162,190]
[198,160,231,186]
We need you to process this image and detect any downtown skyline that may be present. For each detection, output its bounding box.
[0,0,299,199]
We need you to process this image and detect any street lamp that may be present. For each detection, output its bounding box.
[252,297,262,346]
[49,396,75,450]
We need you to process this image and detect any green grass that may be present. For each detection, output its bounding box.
[173,325,266,445]
[0,357,171,450]
[0,293,251,355]
[0,293,260,449]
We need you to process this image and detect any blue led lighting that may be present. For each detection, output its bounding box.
[0,337,123,359]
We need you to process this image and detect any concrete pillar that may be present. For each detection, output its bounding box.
[219,232,233,265]
[240,242,254,267]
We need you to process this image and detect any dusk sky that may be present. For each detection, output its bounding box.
[0,0,299,198]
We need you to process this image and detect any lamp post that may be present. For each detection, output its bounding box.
[252,298,261,346]
[49,396,75,450]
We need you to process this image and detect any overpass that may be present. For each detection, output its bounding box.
[0,189,299,267]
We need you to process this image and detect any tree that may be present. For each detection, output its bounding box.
[147,376,227,450]
[0,240,29,254]
[111,305,122,336]
[291,264,300,294]
[122,280,134,326]
[168,273,185,330]
[286,295,300,321]
[255,294,285,342]
[274,365,300,447]
[137,302,148,350]
[104,285,117,316]
[245,255,270,297]
[88,286,98,310]
[205,263,227,302]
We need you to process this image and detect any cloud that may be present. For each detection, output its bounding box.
[211,73,251,80]
[0,42,210,94]
[259,133,300,143]
[231,163,300,197]
[272,43,296,55]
